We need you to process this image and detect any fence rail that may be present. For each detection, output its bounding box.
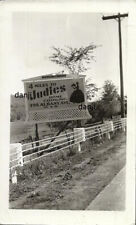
[10,118,126,171]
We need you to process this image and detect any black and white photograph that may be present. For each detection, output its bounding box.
[0,1,135,225]
[9,10,128,210]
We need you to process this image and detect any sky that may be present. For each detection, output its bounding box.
[3,11,128,96]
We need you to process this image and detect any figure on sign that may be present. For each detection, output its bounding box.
[70,82,85,103]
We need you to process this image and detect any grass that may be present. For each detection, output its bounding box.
[9,129,125,203]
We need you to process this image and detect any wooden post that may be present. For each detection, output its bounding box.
[35,123,39,140]
[102,13,128,118]
[76,120,81,152]
[109,120,114,137]
[74,128,85,153]
[77,120,81,128]
[38,121,71,156]
[121,119,126,132]
[78,143,81,152]
[105,122,111,140]
[35,123,39,152]
[18,143,23,166]
[106,132,111,140]
[11,170,17,184]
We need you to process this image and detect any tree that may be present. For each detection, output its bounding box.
[102,80,119,101]
[101,80,121,119]
[49,44,99,101]
[49,44,97,74]
[87,80,121,123]
[48,44,99,130]
[87,100,105,123]
[85,77,99,101]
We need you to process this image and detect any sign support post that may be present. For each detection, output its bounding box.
[35,123,39,152]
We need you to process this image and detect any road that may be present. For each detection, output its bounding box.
[86,167,125,210]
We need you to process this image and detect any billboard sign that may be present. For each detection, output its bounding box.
[24,76,91,123]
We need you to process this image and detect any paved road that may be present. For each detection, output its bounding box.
[86,167,125,211]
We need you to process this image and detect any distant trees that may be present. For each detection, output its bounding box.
[87,80,121,123]
[102,80,119,102]
[10,96,26,122]
[10,110,26,122]
[101,80,121,119]
[85,78,99,101]
[10,104,16,122]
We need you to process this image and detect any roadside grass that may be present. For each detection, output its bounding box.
[9,130,125,202]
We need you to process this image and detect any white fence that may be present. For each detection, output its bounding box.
[10,143,23,168]
[10,118,126,172]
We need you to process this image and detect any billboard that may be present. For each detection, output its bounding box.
[24,76,91,123]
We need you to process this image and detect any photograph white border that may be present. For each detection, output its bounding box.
[0,1,135,224]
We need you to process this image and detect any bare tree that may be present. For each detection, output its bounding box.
[49,44,98,74]
[48,44,99,130]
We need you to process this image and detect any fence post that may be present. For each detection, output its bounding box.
[121,118,126,132]
[103,121,111,140]
[74,128,85,152]
[11,169,17,184]
[110,120,114,137]
[110,121,114,133]
[123,124,126,132]
[97,126,103,141]
[106,132,111,140]
[105,121,114,139]
[10,143,23,174]
[78,143,81,152]
[106,122,111,140]
[18,143,23,166]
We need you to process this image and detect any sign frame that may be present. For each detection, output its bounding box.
[23,74,91,123]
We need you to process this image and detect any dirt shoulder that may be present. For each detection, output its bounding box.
[9,131,126,209]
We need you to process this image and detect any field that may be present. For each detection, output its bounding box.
[9,131,126,210]
[10,121,52,143]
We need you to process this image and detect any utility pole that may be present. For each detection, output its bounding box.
[102,13,128,118]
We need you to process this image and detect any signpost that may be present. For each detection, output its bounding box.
[23,74,91,154]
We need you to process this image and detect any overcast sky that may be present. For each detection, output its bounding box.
[5,11,128,95]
